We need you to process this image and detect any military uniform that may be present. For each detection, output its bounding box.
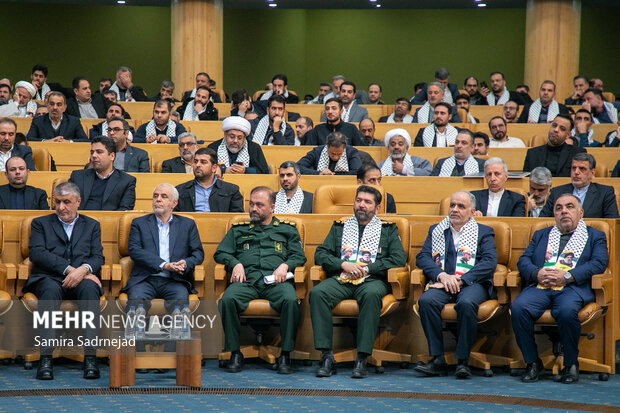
[310,219,406,355]
[214,217,306,352]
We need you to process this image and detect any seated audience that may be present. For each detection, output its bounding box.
[230,88,265,118]
[471,158,526,217]
[473,132,489,156]
[502,100,520,123]
[305,82,332,105]
[488,116,525,148]
[182,72,221,103]
[249,95,295,145]
[323,75,345,101]
[107,117,149,172]
[295,116,313,145]
[564,75,588,106]
[304,98,364,146]
[0,118,36,171]
[572,109,599,147]
[298,132,361,175]
[150,80,177,103]
[412,68,459,105]
[464,76,487,106]
[14,81,38,117]
[412,82,461,123]
[378,129,431,176]
[0,156,48,209]
[89,103,135,140]
[583,88,617,124]
[486,72,532,106]
[455,94,478,123]
[414,102,460,147]
[259,74,299,104]
[517,81,568,123]
[527,167,553,218]
[431,130,485,176]
[378,98,413,123]
[356,163,397,213]
[133,100,187,144]
[358,119,382,146]
[177,86,218,121]
[320,81,368,123]
[367,83,384,105]
[110,66,147,102]
[274,161,313,214]
[27,92,88,142]
[162,132,199,173]
[66,77,106,119]
[603,115,620,147]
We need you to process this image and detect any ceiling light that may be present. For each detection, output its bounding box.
[477,3,486,7]
[369,0,377,2]
[376,4,381,7]
[117,0,125,4]
[268,3,277,7]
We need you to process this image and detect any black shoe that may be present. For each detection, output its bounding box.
[316,355,337,377]
[351,358,368,379]
[277,354,292,374]
[227,352,244,373]
[455,361,472,379]
[522,358,543,383]
[414,357,448,377]
[561,364,579,384]
[36,356,54,380]
[83,356,100,379]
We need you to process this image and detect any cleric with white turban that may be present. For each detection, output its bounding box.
[377,128,432,176]
[222,116,251,136]
[13,81,38,117]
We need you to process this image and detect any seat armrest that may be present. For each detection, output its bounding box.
[410,268,427,303]
[0,263,17,295]
[293,266,307,300]
[493,264,509,305]
[193,265,205,297]
[109,264,123,297]
[388,266,410,300]
[592,269,612,307]
[17,259,33,297]
[507,270,522,301]
[100,265,111,281]
[214,264,227,298]
[310,265,326,286]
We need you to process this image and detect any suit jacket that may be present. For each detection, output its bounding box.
[69,168,136,211]
[206,138,270,174]
[26,113,88,142]
[182,90,222,104]
[230,102,266,118]
[8,144,36,171]
[0,184,48,210]
[431,157,486,176]
[516,101,569,123]
[612,160,620,178]
[412,105,462,123]
[23,213,104,294]
[297,145,362,175]
[386,192,396,214]
[249,117,295,145]
[517,225,608,302]
[119,144,150,173]
[411,82,460,105]
[416,223,497,296]
[320,104,369,123]
[300,190,314,213]
[177,99,218,121]
[161,156,190,173]
[133,121,187,144]
[539,182,619,219]
[486,91,532,106]
[121,214,204,293]
[471,189,526,217]
[522,144,586,177]
[604,131,619,147]
[65,95,107,119]
[302,122,364,146]
[175,178,244,213]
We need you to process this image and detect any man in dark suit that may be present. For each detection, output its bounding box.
[522,115,586,177]
[26,92,88,142]
[181,72,222,104]
[0,117,36,171]
[65,77,106,119]
[175,147,244,213]
[162,132,199,174]
[540,153,619,218]
[23,181,105,380]
[297,132,362,176]
[88,103,135,140]
[177,85,218,121]
[0,156,48,209]
[207,116,271,175]
[122,183,204,312]
[431,130,486,177]
[133,100,187,144]
[106,117,149,173]
[511,194,609,384]
[415,191,498,379]
[411,68,460,105]
[356,163,397,213]
[249,95,295,145]
[517,80,569,124]
[303,98,364,146]
[69,136,136,211]
[274,161,313,214]
[471,158,526,217]
[411,83,462,123]
[485,72,532,106]
[257,74,299,104]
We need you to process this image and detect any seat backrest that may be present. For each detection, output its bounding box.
[228,214,305,246]
[479,220,511,267]
[118,212,150,257]
[212,88,226,103]
[20,216,36,260]
[313,185,386,214]
[31,146,51,171]
[253,90,268,101]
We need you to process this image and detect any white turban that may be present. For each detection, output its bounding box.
[384,128,411,148]
[15,81,37,98]
[222,116,251,137]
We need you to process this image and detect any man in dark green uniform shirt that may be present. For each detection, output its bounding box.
[310,185,407,379]
[214,186,306,374]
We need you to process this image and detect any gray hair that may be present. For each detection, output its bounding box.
[154,183,179,202]
[332,75,345,82]
[279,161,300,174]
[428,81,445,93]
[116,66,132,76]
[556,193,582,211]
[326,131,347,148]
[484,157,508,174]
[171,110,180,118]
[435,68,450,80]
[452,190,476,209]
[530,167,552,186]
[572,152,596,170]
[177,132,197,143]
[160,80,175,89]
[54,182,81,199]
[457,128,474,144]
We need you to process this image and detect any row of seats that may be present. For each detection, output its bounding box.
[0,212,616,371]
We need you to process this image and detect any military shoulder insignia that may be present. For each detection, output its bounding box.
[335,219,346,225]
[232,221,251,227]
[280,220,296,227]
[381,220,395,226]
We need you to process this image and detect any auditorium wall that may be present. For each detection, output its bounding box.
[2,4,618,102]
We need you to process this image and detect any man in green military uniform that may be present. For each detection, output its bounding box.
[310,185,407,379]
[214,186,306,374]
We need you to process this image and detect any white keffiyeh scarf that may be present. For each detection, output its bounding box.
[217,139,250,167]
[182,99,205,121]
[487,87,509,106]
[467,113,477,124]
[259,90,290,101]
[34,83,50,101]
[341,102,355,122]
[415,102,433,123]
[380,155,414,176]
[571,128,594,145]
[527,99,559,123]
[17,101,37,117]
[431,217,479,277]
[422,124,458,147]
[252,115,286,145]
[593,102,619,124]
[109,82,135,102]
[274,187,305,214]
[386,113,413,123]
[317,146,348,172]
[145,119,177,142]
[606,131,618,146]
[538,219,589,290]
[439,155,480,177]
[339,215,382,284]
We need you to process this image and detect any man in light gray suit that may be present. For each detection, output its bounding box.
[321,81,368,123]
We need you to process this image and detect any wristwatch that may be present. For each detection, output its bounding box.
[564,272,572,283]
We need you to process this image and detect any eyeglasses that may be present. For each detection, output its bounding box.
[179,142,197,147]
[108,127,126,133]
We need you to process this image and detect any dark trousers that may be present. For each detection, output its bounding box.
[219,279,300,352]
[511,285,586,367]
[31,277,102,356]
[418,282,488,360]
[126,276,189,313]
[309,277,389,355]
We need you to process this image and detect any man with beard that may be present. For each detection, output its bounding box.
[106,117,149,173]
[572,109,600,147]
[488,116,525,148]
[249,95,295,145]
[431,130,486,177]
[582,88,617,124]
[463,77,487,106]
[215,186,306,374]
[517,81,568,124]
[486,72,532,106]
[88,103,135,140]
[414,102,460,147]
[378,129,431,176]
[133,100,187,144]
[455,94,478,123]
[367,83,384,105]
[66,77,106,119]
[207,116,270,174]
[174,147,244,213]
[378,98,413,123]
[162,132,199,173]
[297,132,362,175]
[412,68,460,105]
[305,82,332,105]
[564,75,588,106]
[0,156,48,209]
[294,117,313,145]
[0,118,36,171]
[502,100,520,124]
[320,82,368,123]
[182,72,222,104]
[177,85,218,121]
[258,74,299,104]
[528,167,552,218]
[274,161,313,214]
[356,163,397,213]
[412,83,461,123]
[473,132,489,156]
[26,92,88,142]
[358,119,383,146]
[303,98,364,146]
[310,185,406,378]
